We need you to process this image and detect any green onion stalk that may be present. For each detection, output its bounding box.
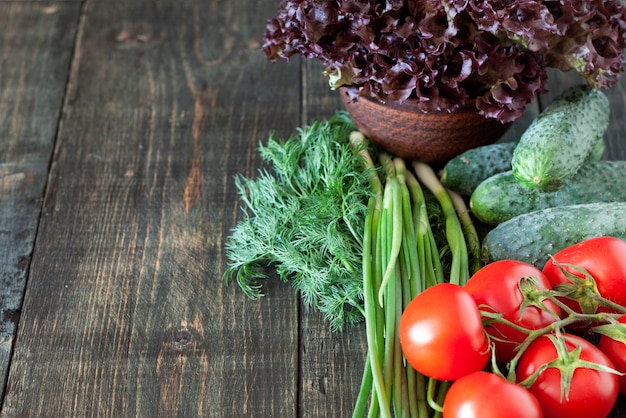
[351,132,389,417]
[448,188,482,275]
[351,132,477,417]
[413,162,472,286]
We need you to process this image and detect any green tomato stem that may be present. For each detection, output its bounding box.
[515,331,623,401]
[593,294,626,314]
[504,310,623,382]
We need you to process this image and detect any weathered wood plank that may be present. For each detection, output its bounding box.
[3,0,301,416]
[0,1,80,400]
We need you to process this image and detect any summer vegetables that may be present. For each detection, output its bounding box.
[225,111,626,416]
[511,85,610,191]
[481,202,626,267]
[441,85,609,199]
[225,113,480,417]
[470,161,626,225]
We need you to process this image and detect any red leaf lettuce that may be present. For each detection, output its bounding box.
[263,0,626,123]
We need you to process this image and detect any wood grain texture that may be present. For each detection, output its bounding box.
[3,0,301,416]
[1,1,625,417]
[0,1,80,399]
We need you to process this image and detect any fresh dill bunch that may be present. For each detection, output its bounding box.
[223,111,375,331]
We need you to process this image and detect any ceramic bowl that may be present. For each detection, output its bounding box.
[340,88,511,163]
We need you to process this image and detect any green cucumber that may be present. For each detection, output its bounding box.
[441,138,605,196]
[440,142,518,196]
[470,161,626,225]
[587,135,606,161]
[481,202,626,268]
[512,85,609,191]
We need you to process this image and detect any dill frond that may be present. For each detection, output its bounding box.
[223,111,374,331]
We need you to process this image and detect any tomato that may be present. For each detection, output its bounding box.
[399,283,490,381]
[443,371,543,418]
[597,314,626,395]
[516,333,619,418]
[464,260,561,363]
[542,236,626,325]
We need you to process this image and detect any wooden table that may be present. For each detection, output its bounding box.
[1,1,625,416]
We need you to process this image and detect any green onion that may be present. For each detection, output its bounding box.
[352,135,471,417]
[413,161,470,285]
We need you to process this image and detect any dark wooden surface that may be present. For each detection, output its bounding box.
[0,1,624,416]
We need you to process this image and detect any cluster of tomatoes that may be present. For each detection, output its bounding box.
[399,236,626,418]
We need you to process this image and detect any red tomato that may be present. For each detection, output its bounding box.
[598,314,626,395]
[464,260,561,363]
[516,333,619,418]
[399,283,490,381]
[443,371,543,418]
[542,237,626,324]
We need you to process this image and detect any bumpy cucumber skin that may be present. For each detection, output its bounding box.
[481,202,626,268]
[588,136,606,161]
[442,138,604,196]
[512,86,609,191]
[441,142,518,196]
[470,161,626,225]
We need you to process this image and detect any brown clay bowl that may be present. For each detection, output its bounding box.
[340,88,511,163]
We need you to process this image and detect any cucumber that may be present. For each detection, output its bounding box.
[470,161,626,225]
[512,85,610,191]
[441,138,605,196]
[588,135,606,161]
[440,142,518,195]
[481,202,626,268]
